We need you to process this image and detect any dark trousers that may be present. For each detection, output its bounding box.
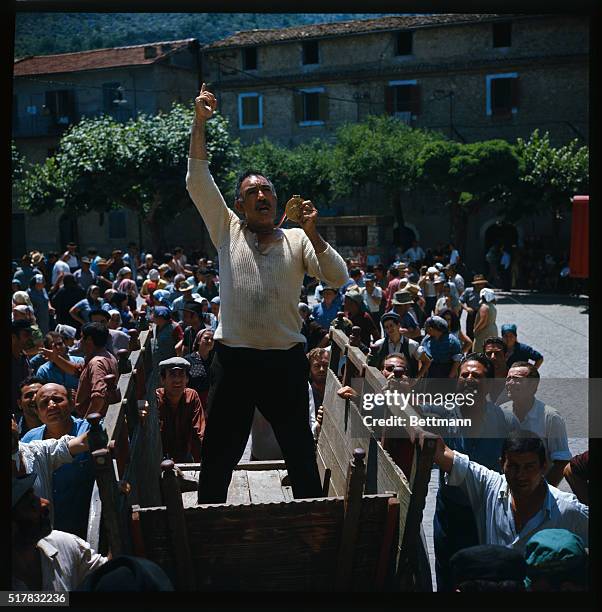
[424,296,437,317]
[433,491,479,592]
[465,310,476,339]
[197,341,323,503]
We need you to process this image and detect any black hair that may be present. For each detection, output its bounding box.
[509,360,540,379]
[164,269,176,280]
[483,336,508,352]
[19,376,45,393]
[81,322,110,348]
[235,169,276,200]
[62,274,77,288]
[388,266,400,278]
[384,352,408,364]
[162,253,173,264]
[439,308,460,333]
[43,331,63,349]
[501,430,546,466]
[110,292,128,307]
[460,352,495,378]
[11,320,32,336]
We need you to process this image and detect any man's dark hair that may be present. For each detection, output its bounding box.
[456,579,524,592]
[509,360,540,379]
[483,336,508,353]
[110,292,128,307]
[501,430,546,466]
[162,253,173,264]
[62,274,77,288]
[47,251,58,259]
[81,322,110,348]
[374,264,385,272]
[173,246,183,254]
[384,352,409,364]
[234,169,276,200]
[164,269,176,280]
[88,247,98,255]
[460,352,495,378]
[19,376,45,393]
[388,266,400,278]
[349,268,361,278]
[43,331,63,349]
[12,320,32,336]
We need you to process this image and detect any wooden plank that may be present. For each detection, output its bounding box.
[247,470,286,504]
[317,446,339,497]
[316,435,346,497]
[86,482,102,551]
[235,460,287,471]
[330,328,348,352]
[346,345,366,374]
[227,470,251,505]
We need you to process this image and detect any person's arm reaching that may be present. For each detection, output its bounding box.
[186,84,233,249]
[39,347,81,377]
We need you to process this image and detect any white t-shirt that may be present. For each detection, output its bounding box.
[51,260,71,285]
[361,285,383,313]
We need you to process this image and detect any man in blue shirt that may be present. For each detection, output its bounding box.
[416,354,518,591]
[37,331,84,391]
[311,285,342,330]
[21,383,93,540]
[501,323,544,369]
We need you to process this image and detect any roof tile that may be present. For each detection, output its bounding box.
[14,39,197,76]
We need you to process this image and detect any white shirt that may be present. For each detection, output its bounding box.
[12,530,107,591]
[448,450,588,551]
[361,285,383,312]
[17,436,74,525]
[500,398,572,463]
[251,382,318,460]
[404,246,425,263]
[51,260,71,285]
[371,336,424,361]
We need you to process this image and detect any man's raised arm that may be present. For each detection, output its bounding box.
[188,83,215,161]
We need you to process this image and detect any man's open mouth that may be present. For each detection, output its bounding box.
[256,204,271,212]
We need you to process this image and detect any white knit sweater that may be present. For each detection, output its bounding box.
[186,158,349,350]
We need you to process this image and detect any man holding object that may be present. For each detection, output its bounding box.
[187,84,348,503]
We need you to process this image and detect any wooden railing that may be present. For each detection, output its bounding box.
[325,325,436,591]
[86,328,160,555]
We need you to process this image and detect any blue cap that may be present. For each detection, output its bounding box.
[501,323,517,336]
[153,306,171,319]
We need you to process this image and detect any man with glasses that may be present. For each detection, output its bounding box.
[187,84,348,504]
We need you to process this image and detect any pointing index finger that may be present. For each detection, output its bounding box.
[200,82,206,93]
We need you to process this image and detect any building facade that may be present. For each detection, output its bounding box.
[12,39,203,258]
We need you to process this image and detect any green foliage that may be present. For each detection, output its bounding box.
[507,129,589,219]
[17,104,240,246]
[238,138,334,208]
[416,138,521,209]
[14,13,394,57]
[330,115,444,199]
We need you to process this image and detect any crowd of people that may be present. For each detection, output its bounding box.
[11,83,588,593]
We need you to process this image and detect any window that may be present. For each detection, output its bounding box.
[493,22,512,48]
[486,73,519,116]
[243,47,257,70]
[44,90,75,125]
[294,87,328,126]
[336,226,367,247]
[302,40,319,65]
[108,210,127,240]
[103,82,121,111]
[395,31,413,56]
[385,80,420,120]
[238,93,263,129]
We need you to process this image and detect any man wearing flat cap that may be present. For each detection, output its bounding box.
[187,83,348,503]
[156,357,205,463]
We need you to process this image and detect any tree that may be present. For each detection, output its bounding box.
[16,104,240,251]
[509,130,589,251]
[416,138,521,257]
[238,138,334,214]
[330,115,443,239]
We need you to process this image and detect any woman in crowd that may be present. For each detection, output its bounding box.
[420,315,463,380]
[117,277,139,312]
[439,308,472,354]
[108,291,136,329]
[472,287,498,352]
[112,267,133,290]
[183,328,215,407]
[27,274,53,335]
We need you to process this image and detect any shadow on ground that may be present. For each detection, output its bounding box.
[495,291,589,310]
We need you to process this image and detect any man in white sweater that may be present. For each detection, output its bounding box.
[187,84,349,503]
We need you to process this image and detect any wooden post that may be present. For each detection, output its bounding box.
[117,349,132,374]
[128,329,141,351]
[397,437,436,591]
[335,448,366,591]
[91,448,123,557]
[160,460,195,591]
[86,412,108,452]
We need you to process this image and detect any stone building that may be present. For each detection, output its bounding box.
[12,39,203,258]
[202,13,589,269]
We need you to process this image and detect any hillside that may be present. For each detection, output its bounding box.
[14,13,398,58]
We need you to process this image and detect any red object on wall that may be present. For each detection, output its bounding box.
[569,195,589,278]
